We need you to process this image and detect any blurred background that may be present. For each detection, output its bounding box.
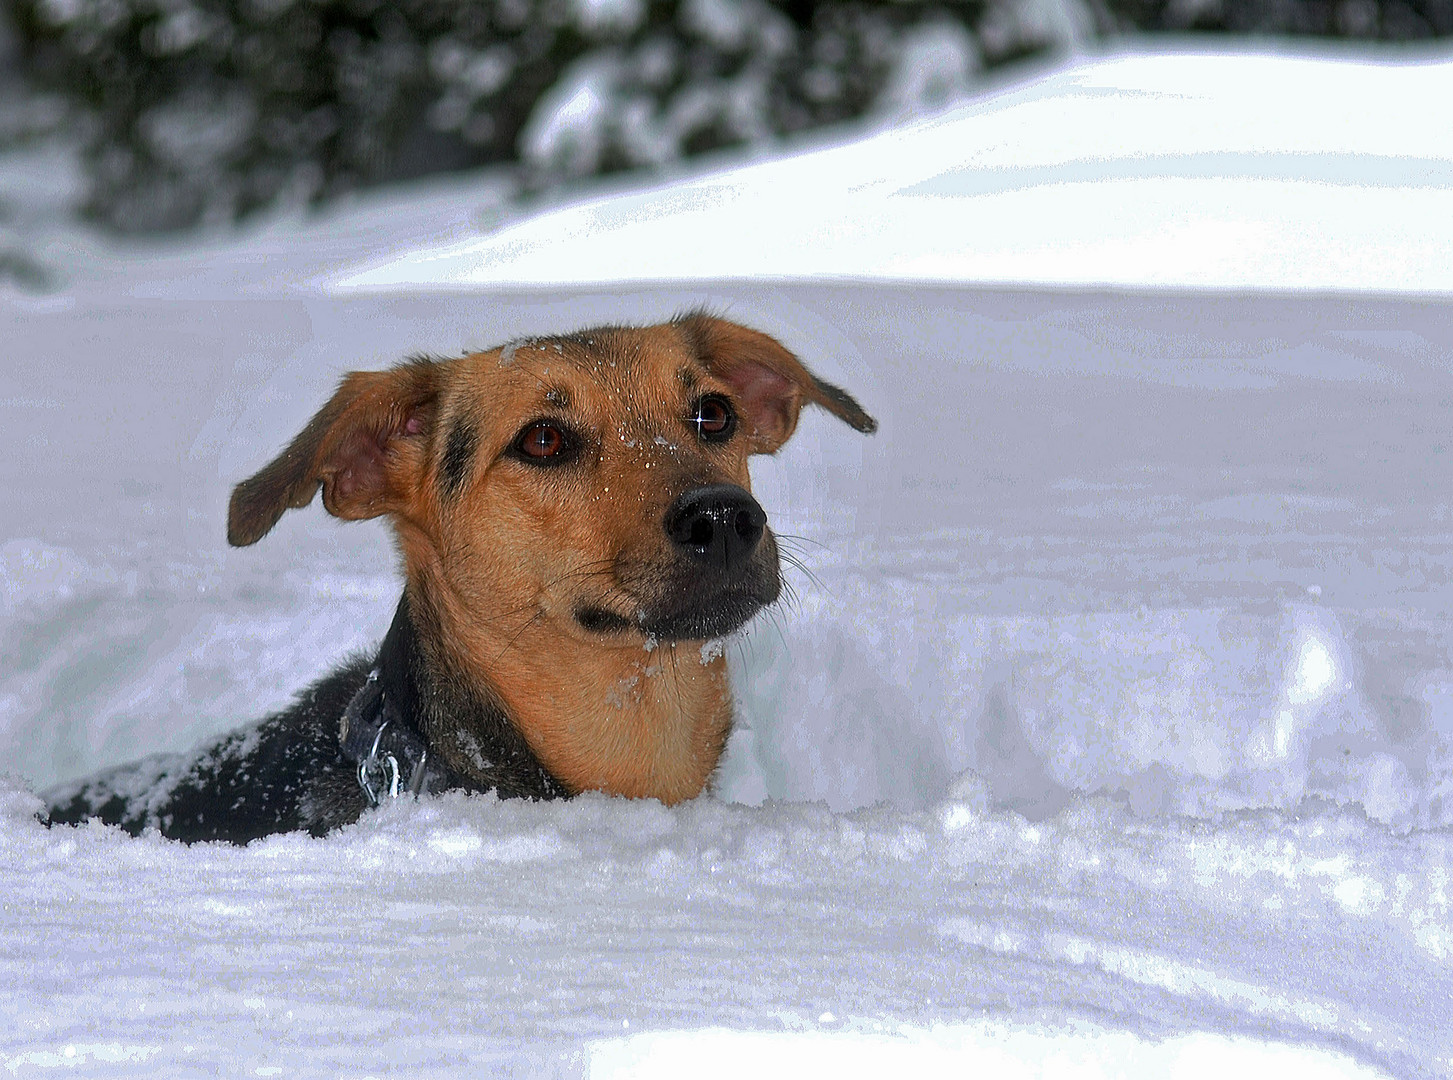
[1,0,1450,273]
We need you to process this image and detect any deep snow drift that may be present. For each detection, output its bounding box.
[3,45,1452,1077]
[1,775,1441,1077]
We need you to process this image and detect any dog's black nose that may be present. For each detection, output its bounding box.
[665,485,767,571]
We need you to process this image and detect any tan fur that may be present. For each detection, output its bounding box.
[228,317,875,804]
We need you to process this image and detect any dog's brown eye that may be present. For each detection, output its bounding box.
[513,422,575,464]
[690,395,736,443]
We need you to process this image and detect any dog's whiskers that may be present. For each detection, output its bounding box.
[777,550,825,598]
[493,608,547,664]
[467,560,617,629]
[775,532,829,555]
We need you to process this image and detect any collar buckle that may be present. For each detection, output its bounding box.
[358,719,401,805]
[343,668,436,807]
[357,718,431,806]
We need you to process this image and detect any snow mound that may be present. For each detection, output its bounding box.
[3,775,1448,1076]
[334,47,1453,294]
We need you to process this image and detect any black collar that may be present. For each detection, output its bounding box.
[338,596,467,804]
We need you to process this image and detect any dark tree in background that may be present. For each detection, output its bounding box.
[1108,0,1450,35]
[3,0,1450,233]
[8,0,1059,232]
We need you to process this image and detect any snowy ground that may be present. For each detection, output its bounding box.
[3,45,1452,1077]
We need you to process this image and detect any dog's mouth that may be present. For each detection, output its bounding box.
[637,586,775,640]
[574,606,636,635]
[574,577,779,643]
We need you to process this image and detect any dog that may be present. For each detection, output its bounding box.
[43,315,876,843]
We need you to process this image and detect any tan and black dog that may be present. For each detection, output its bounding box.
[44,315,876,842]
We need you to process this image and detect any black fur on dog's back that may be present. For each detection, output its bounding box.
[44,662,375,843]
[43,595,569,843]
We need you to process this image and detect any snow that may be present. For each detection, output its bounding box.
[2,779,1444,1076]
[336,46,1453,295]
[3,43,1453,1078]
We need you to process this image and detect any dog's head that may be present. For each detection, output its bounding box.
[228,315,875,652]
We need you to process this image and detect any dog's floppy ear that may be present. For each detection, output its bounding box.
[676,314,877,453]
[227,359,440,547]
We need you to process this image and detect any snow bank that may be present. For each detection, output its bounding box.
[721,570,1453,829]
[334,47,1453,295]
[1,773,1446,1076]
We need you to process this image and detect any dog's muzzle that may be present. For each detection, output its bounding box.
[575,484,780,641]
[643,484,779,639]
